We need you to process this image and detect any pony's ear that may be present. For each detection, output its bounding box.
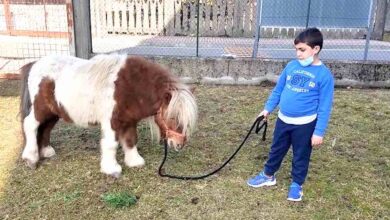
[189,86,196,94]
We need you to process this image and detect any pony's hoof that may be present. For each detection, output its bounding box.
[40,146,56,158]
[100,162,122,177]
[125,155,145,168]
[22,149,39,169]
[24,159,37,169]
[111,172,121,179]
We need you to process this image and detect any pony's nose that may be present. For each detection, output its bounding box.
[169,139,174,148]
[176,144,183,150]
[167,138,185,151]
[166,130,186,150]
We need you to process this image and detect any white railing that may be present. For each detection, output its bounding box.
[91,0,257,37]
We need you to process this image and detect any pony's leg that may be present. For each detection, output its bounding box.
[100,121,122,177]
[37,117,59,158]
[120,126,145,168]
[21,110,41,169]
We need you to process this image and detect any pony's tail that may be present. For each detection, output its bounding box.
[20,62,35,123]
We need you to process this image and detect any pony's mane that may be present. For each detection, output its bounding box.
[83,54,127,84]
[166,83,197,136]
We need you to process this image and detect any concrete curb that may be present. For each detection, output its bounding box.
[2,57,390,88]
[151,57,390,88]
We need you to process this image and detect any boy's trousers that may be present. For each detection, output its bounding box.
[264,118,316,185]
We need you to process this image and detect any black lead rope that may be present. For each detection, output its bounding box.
[158,116,268,180]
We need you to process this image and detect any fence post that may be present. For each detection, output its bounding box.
[252,0,262,58]
[372,0,388,40]
[196,0,200,57]
[305,0,311,28]
[3,0,13,35]
[364,0,376,61]
[67,0,92,59]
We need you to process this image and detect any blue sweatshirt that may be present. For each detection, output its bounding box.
[264,60,334,137]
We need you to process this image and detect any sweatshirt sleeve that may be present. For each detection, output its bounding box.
[264,68,287,113]
[314,70,334,137]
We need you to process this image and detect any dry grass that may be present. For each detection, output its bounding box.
[0,80,22,200]
[0,79,389,219]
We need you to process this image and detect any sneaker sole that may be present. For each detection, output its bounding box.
[247,179,276,188]
[287,197,302,202]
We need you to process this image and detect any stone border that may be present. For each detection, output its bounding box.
[151,57,390,88]
[2,57,390,88]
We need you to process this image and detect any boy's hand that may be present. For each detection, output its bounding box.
[257,110,269,121]
[311,135,323,147]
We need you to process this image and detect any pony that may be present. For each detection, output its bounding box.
[19,54,197,177]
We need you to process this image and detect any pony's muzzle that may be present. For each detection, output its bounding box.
[166,130,186,151]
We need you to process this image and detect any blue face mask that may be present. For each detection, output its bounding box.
[298,56,314,67]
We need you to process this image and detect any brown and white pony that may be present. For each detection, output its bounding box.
[20,54,197,177]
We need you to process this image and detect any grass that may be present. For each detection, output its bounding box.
[101,192,138,208]
[0,79,389,219]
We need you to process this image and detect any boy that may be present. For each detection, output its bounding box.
[247,28,334,201]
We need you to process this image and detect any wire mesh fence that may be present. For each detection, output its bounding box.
[1,0,390,75]
[89,0,390,61]
[0,0,70,75]
[90,0,259,57]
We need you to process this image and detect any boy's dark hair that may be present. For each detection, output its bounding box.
[294,27,323,51]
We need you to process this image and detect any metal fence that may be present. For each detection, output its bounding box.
[0,0,389,75]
